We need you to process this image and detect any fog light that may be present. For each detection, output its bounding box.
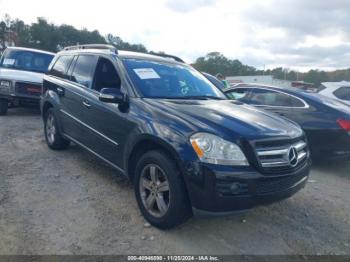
[230,183,241,194]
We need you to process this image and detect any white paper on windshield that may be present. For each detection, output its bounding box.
[3,59,15,65]
[133,68,160,80]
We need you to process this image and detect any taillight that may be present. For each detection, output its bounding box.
[337,119,350,131]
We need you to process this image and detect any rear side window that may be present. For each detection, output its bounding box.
[333,86,350,101]
[71,55,98,88]
[225,88,251,102]
[250,89,305,107]
[50,55,74,78]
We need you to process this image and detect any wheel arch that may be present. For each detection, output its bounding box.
[42,101,54,119]
[126,136,185,182]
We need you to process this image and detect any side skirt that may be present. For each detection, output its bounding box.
[63,133,127,177]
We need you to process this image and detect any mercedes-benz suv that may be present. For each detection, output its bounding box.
[41,44,311,229]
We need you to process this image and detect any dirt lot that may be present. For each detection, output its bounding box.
[0,108,349,255]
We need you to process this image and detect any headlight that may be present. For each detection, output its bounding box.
[0,80,11,89]
[190,132,249,166]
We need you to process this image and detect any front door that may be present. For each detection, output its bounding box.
[78,57,133,169]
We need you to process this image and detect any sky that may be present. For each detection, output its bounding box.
[1,0,350,72]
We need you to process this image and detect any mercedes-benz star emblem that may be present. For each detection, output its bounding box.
[288,147,299,167]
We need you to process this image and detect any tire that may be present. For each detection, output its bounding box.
[44,108,70,150]
[134,150,192,229]
[0,99,8,116]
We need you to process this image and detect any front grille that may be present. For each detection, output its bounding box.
[256,171,308,195]
[253,137,309,174]
[15,82,42,97]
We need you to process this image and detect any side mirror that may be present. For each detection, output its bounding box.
[99,88,127,104]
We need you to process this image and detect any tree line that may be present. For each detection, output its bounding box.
[0,15,148,53]
[1,15,349,86]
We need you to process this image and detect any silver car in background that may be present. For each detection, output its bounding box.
[0,47,54,115]
[318,81,350,106]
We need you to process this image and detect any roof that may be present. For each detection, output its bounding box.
[225,82,329,104]
[119,50,184,64]
[6,46,55,56]
[58,47,185,65]
[225,82,315,96]
[321,81,350,89]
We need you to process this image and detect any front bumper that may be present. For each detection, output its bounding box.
[0,80,41,102]
[186,160,311,214]
[0,94,40,106]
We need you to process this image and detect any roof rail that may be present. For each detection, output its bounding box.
[149,52,185,63]
[63,44,118,54]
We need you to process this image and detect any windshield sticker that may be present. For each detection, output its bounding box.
[133,68,160,80]
[3,58,15,65]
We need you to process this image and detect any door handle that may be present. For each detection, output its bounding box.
[56,87,64,96]
[82,100,91,108]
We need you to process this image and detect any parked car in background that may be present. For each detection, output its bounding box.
[0,47,55,115]
[224,84,350,160]
[41,44,311,229]
[318,81,350,106]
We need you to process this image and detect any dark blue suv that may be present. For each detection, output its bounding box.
[41,45,311,229]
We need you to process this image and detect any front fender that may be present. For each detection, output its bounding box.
[41,89,61,112]
[123,123,199,176]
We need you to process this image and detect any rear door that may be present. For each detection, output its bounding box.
[60,54,99,143]
[45,55,82,137]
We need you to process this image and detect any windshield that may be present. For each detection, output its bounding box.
[123,58,226,99]
[0,49,54,73]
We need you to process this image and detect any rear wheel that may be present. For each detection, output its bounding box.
[134,150,192,229]
[44,108,70,150]
[0,99,8,116]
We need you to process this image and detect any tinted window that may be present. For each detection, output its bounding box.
[93,58,121,92]
[203,73,226,90]
[333,86,350,101]
[0,49,54,73]
[225,88,251,102]
[71,55,98,88]
[250,89,305,107]
[317,84,327,92]
[123,58,225,99]
[50,55,74,78]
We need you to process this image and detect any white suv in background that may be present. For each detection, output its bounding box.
[318,81,350,106]
[0,47,54,115]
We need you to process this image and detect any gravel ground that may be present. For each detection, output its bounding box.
[0,108,349,255]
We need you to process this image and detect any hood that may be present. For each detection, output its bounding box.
[148,99,303,140]
[0,68,45,83]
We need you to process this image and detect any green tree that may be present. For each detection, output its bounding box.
[106,34,147,52]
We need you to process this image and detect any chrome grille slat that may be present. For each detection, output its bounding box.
[294,141,307,151]
[254,138,308,171]
[298,151,307,161]
[261,161,289,167]
[257,148,288,156]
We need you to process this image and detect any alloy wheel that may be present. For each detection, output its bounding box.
[139,164,170,218]
[46,113,56,145]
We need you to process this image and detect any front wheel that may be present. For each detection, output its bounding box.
[0,99,8,116]
[44,108,70,150]
[134,150,192,229]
